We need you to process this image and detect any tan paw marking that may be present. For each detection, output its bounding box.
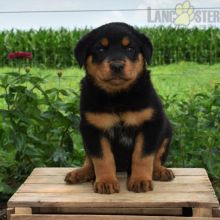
[153,168,175,181]
[93,180,120,194]
[65,168,94,184]
[127,178,153,193]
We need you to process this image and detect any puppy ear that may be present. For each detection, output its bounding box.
[138,33,153,64]
[74,34,90,68]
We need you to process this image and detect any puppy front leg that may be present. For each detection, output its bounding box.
[92,136,120,194]
[80,122,119,194]
[127,133,154,192]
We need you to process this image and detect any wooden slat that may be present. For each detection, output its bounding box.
[10,214,220,220]
[15,208,32,214]
[8,192,218,208]
[213,207,220,217]
[36,207,182,215]
[24,175,210,184]
[7,208,15,220]
[17,183,214,194]
[31,168,207,176]
[193,208,212,217]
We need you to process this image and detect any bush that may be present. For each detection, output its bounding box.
[0,71,83,200]
[164,84,220,198]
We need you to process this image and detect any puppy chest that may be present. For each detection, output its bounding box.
[107,125,135,171]
[106,124,136,147]
[85,107,154,130]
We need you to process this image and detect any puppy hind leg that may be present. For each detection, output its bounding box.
[153,138,175,181]
[65,156,95,184]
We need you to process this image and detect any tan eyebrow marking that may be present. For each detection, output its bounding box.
[100,38,109,47]
[121,37,130,47]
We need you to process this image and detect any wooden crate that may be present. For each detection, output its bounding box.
[7,168,220,220]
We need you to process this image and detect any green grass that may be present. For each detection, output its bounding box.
[1,62,220,98]
[151,62,220,98]
[0,62,219,109]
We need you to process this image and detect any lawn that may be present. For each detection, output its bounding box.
[1,62,220,98]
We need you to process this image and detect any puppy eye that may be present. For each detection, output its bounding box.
[126,47,135,52]
[97,46,105,53]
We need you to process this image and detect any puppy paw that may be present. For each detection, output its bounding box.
[127,177,153,193]
[65,168,94,184]
[93,179,120,194]
[153,167,175,181]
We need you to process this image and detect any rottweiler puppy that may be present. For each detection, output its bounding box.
[65,22,175,194]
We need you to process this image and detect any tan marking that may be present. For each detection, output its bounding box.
[85,108,153,130]
[86,56,111,81]
[92,137,117,182]
[85,112,119,130]
[65,156,94,184]
[127,133,154,192]
[131,133,154,180]
[92,137,119,193]
[121,107,154,127]
[85,54,144,94]
[153,138,168,169]
[121,37,130,47]
[100,37,109,47]
[153,138,175,181]
[123,53,144,84]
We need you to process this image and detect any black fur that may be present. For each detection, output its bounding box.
[75,22,172,172]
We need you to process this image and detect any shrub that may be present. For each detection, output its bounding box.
[0,71,83,199]
[164,84,220,198]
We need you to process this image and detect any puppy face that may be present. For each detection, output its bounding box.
[75,22,153,93]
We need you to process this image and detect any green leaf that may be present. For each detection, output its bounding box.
[59,89,69,96]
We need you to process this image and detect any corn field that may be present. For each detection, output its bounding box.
[0,27,220,67]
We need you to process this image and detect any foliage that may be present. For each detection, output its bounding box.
[0,71,83,199]
[164,84,220,198]
[140,27,220,65]
[0,68,219,201]
[0,27,220,67]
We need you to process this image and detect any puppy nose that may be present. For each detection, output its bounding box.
[110,62,124,73]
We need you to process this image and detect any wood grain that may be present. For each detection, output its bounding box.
[10,214,220,220]
[30,168,207,176]
[8,168,219,213]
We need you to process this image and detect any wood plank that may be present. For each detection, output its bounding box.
[31,168,207,176]
[213,207,220,217]
[17,182,215,193]
[24,175,210,184]
[7,208,15,220]
[8,192,219,208]
[36,207,182,215]
[10,214,220,220]
[193,208,212,217]
[15,208,32,214]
